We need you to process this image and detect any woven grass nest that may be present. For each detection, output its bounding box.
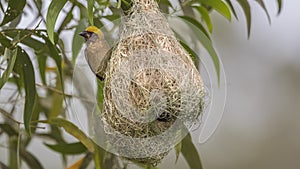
[99,0,205,164]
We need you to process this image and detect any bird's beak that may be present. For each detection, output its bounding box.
[79,31,89,41]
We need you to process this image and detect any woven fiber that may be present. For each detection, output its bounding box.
[100,0,204,164]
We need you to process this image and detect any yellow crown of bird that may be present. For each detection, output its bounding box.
[85,26,102,36]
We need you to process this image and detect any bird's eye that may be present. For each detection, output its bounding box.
[79,31,94,41]
[87,31,93,37]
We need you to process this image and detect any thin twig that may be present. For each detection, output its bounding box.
[0,108,46,129]
[0,66,19,77]
[0,19,43,49]
[0,108,21,125]
[35,83,96,103]
[1,66,95,103]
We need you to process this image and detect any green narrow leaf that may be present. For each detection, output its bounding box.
[0,123,18,136]
[37,55,47,85]
[0,0,26,26]
[181,5,195,18]
[49,77,64,118]
[30,96,41,134]
[0,46,4,55]
[0,47,4,56]
[117,0,122,8]
[179,41,199,68]
[20,148,44,169]
[174,141,182,163]
[179,16,210,39]
[225,0,238,19]
[72,19,87,64]
[88,0,95,25]
[93,143,111,169]
[9,14,22,28]
[47,118,95,152]
[0,48,17,89]
[255,0,271,24]
[0,31,12,47]
[195,6,213,33]
[0,161,10,169]
[79,153,93,169]
[159,0,173,13]
[46,0,68,44]
[34,0,43,10]
[9,134,18,169]
[0,1,4,13]
[120,0,132,12]
[180,18,220,85]
[44,36,64,93]
[277,0,282,15]
[97,80,105,110]
[46,125,65,143]
[181,133,203,169]
[94,146,102,169]
[102,14,120,23]
[45,142,87,154]
[236,0,251,38]
[14,47,37,135]
[198,0,231,21]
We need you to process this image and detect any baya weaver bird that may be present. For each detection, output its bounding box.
[79,26,111,80]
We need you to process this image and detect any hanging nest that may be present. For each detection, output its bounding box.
[99,0,205,164]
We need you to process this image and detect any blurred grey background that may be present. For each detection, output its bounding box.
[1,0,299,169]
